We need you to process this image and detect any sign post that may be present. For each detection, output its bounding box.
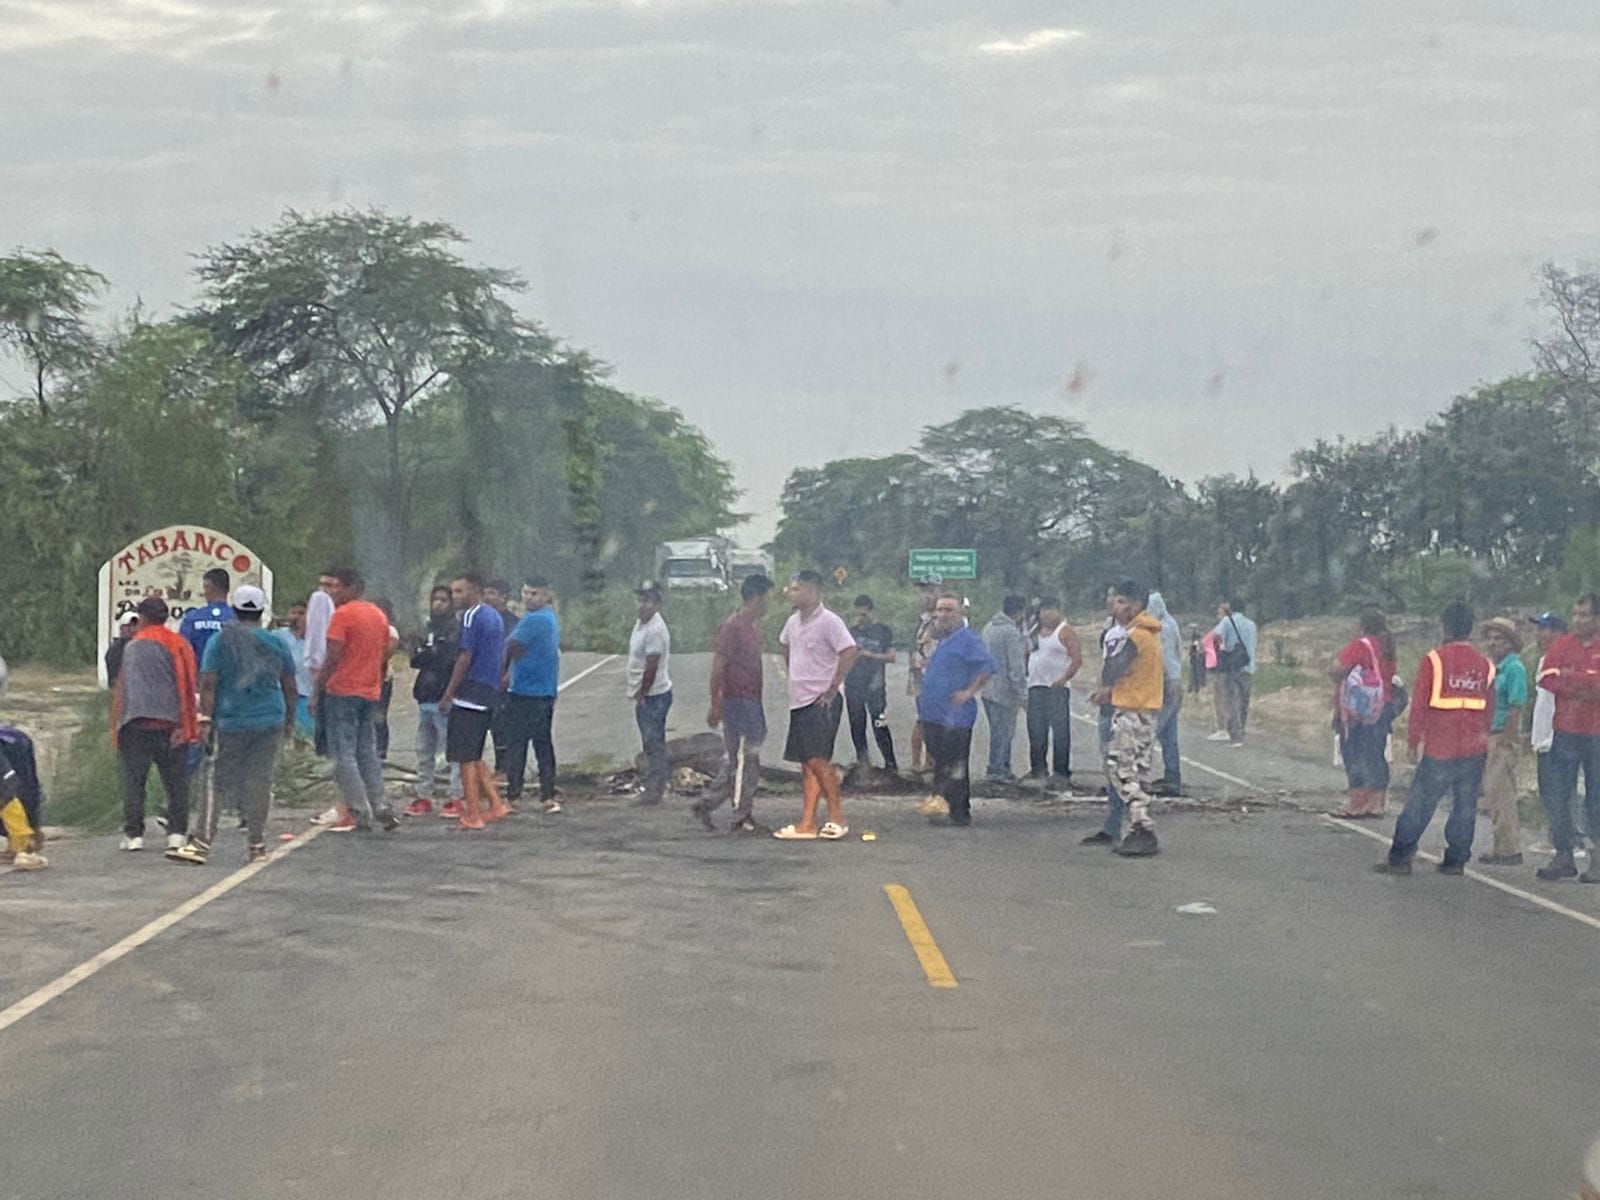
[908,549,978,581]
[97,526,273,688]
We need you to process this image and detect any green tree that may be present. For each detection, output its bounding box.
[0,249,106,418]
[193,209,527,597]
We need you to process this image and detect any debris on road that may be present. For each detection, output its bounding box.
[1175,901,1218,915]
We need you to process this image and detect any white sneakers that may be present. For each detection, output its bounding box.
[119,835,143,851]
[11,850,48,870]
[309,807,341,826]
[165,833,186,850]
[1205,731,1231,742]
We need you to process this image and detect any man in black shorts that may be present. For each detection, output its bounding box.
[772,571,859,840]
[440,574,507,830]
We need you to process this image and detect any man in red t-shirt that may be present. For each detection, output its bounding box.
[694,574,775,834]
[1377,601,1493,875]
[1535,592,1600,881]
[310,567,399,834]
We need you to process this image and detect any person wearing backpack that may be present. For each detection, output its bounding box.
[1329,609,1398,819]
[1209,600,1257,747]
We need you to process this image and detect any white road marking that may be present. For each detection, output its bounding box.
[0,824,327,1034]
[0,659,621,1036]
[1323,815,1600,934]
[557,654,619,692]
[1071,712,1257,790]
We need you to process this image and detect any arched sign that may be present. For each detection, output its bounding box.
[96,526,273,687]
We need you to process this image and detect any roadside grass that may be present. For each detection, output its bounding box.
[47,692,138,832]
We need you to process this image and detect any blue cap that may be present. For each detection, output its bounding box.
[1530,611,1568,631]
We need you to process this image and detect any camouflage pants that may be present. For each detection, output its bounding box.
[1105,709,1158,830]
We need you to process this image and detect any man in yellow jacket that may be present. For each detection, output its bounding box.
[1090,580,1165,857]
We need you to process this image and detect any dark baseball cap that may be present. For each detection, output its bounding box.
[1530,611,1568,632]
[636,583,663,603]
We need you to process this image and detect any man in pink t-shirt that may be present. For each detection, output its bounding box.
[773,571,859,840]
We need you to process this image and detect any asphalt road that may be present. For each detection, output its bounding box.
[5,651,1600,1199]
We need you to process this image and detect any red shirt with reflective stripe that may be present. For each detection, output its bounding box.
[1538,633,1600,736]
[1407,641,1493,760]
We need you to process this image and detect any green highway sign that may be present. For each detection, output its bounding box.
[909,548,977,580]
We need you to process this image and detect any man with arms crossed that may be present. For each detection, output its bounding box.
[917,592,995,828]
[502,576,563,814]
[696,573,776,834]
[773,571,858,840]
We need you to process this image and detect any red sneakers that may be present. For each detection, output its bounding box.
[326,814,360,833]
[402,798,433,817]
[437,800,464,820]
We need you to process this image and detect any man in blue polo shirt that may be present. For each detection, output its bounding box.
[178,568,235,665]
[501,577,562,814]
[917,592,996,828]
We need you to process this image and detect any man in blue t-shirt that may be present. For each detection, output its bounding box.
[501,577,562,812]
[916,593,996,828]
[440,573,507,829]
[170,585,296,866]
[177,568,236,666]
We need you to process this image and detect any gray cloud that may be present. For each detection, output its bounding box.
[4,0,1598,538]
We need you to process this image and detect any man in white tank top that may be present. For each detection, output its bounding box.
[1026,599,1082,787]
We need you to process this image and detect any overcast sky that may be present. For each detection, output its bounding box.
[5,0,1599,540]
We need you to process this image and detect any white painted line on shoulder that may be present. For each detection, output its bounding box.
[1323,814,1600,935]
[1,659,619,1036]
[0,824,327,1035]
[557,654,619,692]
[1071,712,1257,790]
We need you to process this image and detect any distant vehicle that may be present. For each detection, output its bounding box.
[654,538,731,591]
[726,548,775,586]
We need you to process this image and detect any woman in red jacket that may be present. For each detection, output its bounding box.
[1329,608,1398,819]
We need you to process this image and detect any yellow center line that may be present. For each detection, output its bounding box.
[883,883,957,988]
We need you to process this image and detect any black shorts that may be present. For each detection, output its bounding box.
[785,697,844,764]
[446,705,493,764]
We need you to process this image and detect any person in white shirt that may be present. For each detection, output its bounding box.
[302,577,342,825]
[772,571,858,840]
[627,586,673,806]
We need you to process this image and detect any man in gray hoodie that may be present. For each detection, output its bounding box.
[981,595,1030,783]
[1147,592,1185,795]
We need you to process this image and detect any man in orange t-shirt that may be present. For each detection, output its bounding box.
[311,568,399,833]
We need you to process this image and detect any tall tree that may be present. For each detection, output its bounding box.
[0,250,106,418]
[193,209,527,595]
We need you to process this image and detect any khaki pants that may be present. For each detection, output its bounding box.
[1481,739,1522,857]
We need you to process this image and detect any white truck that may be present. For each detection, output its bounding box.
[726,548,776,587]
[654,538,731,591]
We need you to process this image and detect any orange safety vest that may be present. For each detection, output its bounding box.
[1425,645,1495,711]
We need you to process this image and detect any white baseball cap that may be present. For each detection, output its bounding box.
[232,584,267,613]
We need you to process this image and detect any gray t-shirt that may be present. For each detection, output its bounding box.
[118,639,181,727]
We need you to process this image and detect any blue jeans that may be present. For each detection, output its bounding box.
[636,690,673,802]
[1099,707,1124,838]
[1389,754,1486,867]
[1155,679,1182,789]
[1545,731,1600,855]
[982,698,1020,781]
[323,693,389,823]
[1340,721,1391,793]
[415,702,461,801]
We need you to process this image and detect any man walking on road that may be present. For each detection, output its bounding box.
[169,585,297,865]
[1088,581,1165,858]
[917,592,995,828]
[1377,601,1494,876]
[628,585,673,807]
[1026,599,1081,787]
[1535,594,1600,882]
[845,594,898,773]
[1148,592,1184,796]
[439,573,509,828]
[177,568,235,668]
[1210,599,1257,747]
[112,596,198,854]
[405,585,461,816]
[980,596,1029,784]
[502,577,562,814]
[696,573,775,834]
[773,570,858,840]
[1477,618,1528,866]
[311,569,400,835]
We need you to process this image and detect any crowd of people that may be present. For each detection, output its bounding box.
[10,563,1600,883]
